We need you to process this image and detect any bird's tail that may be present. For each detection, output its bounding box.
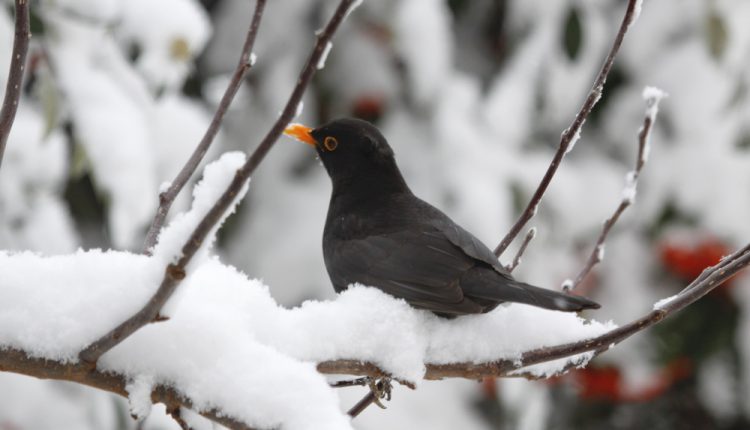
[513,281,601,311]
[462,270,600,312]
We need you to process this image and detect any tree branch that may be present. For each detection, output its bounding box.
[0,348,257,430]
[494,0,640,257]
[78,0,358,366]
[142,0,268,253]
[505,227,536,272]
[4,244,747,425]
[0,0,31,170]
[565,89,659,292]
[317,242,750,380]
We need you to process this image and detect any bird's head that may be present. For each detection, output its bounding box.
[284,118,401,186]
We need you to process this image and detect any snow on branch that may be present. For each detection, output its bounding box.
[78,0,358,367]
[142,0,268,253]
[1,240,747,427]
[0,349,257,430]
[493,0,641,257]
[317,242,750,381]
[77,152,250,365]
[564,86,666,293]
[0,0,30,169]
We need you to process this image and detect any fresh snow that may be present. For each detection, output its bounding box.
[653,293,680,310]
[0,249,616,387]
[126,374,155,421]
[642,85,668,120]
[596,244,606,261]
[344,0,364,20]
[621,170,638,204]
[317,42,333,69]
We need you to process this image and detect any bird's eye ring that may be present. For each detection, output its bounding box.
[323,136,338,151]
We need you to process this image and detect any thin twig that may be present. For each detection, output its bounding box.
[348,391,377,417]
[0,0,31,169]
[494,0,640,257]
[142,0,268,253]
[317,242,750,379]
[0,348,256,430]
[330,377,370,388]
[505,227,536,272]
[565,90,660,292]
[78,0,358,366]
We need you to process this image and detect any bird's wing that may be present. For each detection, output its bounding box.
[326,227,485,314]
[426,210,511,274]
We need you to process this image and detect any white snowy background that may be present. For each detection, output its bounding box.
[1,0,749,429]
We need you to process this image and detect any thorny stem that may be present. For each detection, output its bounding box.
[142,0,268,253]
[78,0,358,366]
[565,95,658,293]
[494,0,640,257]
[0,0,31,170]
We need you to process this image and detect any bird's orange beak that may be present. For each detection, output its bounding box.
[283,123,316,147]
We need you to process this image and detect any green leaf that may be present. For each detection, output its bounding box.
[706,10,727,60]
[562,7,583,61]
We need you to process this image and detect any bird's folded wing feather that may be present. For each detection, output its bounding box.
[429,216,513,277]
[328,227,484,313]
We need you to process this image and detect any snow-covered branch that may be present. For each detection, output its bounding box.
[78,0,358,367]
[494,0,641,257]
[0,348,256,430]
[142,0,268,253]
[317,243,750,380]
[0,0,30,169]
[2,239,746,427]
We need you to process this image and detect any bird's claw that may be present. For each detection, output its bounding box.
[367,377,392,409]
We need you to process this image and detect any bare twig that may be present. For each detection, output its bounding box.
[142,0,268,253]
[0,0,31,169]
[494,0,640,257]
[79,0,358,366]
[347,391,378,417]
[330,377,370,388]
[0,348,257,430]
[317,243,750,379]
[565,89,661,292]
[505,227,536,272]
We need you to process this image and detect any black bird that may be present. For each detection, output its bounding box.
[284,118,600,316]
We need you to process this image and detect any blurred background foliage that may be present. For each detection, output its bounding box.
[1,0,749,428]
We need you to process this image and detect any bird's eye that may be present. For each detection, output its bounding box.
[323,136,338,151]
